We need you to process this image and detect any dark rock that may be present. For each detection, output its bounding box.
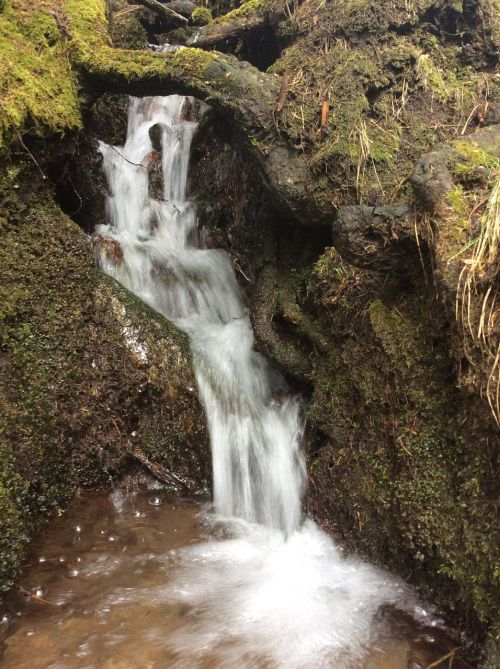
[332,204,417,272]
[148,151,164,200]
[410,146,455,215]
[167,0,196,19]
[484,101,500,126]
[149,123,163,152]
[90,93,129,147]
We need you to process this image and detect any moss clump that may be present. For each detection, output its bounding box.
[451,140,499,182]
[191,6,213,26]
[0,0,81,148]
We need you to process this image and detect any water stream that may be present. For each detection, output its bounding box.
[0,96,456,668]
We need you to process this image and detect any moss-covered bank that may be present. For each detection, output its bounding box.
[245,139,500,662]
[0,159,208,593]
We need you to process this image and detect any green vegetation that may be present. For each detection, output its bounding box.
[0,0,81,148]
[252,243,498,645]
[191,6,213,25]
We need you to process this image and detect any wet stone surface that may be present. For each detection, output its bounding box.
[0,488,464,669]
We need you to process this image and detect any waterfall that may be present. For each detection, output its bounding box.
[96,96,428,668]
[97,95,305,536]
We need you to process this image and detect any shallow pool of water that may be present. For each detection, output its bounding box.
[0,488,463,669]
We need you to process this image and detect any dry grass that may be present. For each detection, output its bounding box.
[456,175,500,425]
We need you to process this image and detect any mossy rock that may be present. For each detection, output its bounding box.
[0,161,208,594]
[248,239,499,655]
[191,6,213,26]
[0,1,82,149]
[109,0,149,49]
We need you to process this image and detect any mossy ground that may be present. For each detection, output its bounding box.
[267,0,494,209]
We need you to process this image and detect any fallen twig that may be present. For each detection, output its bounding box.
[132,446,191,492]
[15,131,47,180]
[135,0,188,24]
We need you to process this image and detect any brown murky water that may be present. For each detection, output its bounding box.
[0,489,465,669]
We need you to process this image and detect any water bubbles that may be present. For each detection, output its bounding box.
[148,496,162,507]
[110,489,127,513]
[76,642,91,657]
[74,525,82,543]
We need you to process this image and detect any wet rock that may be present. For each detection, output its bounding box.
[167,0,196,19]
[147,150,164,200]
[0,167,208,595]
[90,94,129,147]
[332,204,417,272]
[149,123,163,152]
[181,98,204,123]
[66,95,129,232]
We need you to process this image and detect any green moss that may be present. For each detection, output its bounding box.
[213,0,267,23]
[446,185,469,218]
[451,141,499,181]
[267,0,492,207]
[252,242,498,648]
[0,1,81,148]
[191,6,213,25]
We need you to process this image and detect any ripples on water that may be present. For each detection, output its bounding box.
[0,489,464,669]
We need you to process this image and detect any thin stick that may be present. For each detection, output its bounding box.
[132,447,191,492]
[15,131,47,180]
[109,145,148,169]
[424,648,457,669]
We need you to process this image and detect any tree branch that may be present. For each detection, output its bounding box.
[135,0,188,25]
[189,0,271,49]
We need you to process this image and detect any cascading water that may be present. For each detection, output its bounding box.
[95,95,431,668]
[97,96,304,536]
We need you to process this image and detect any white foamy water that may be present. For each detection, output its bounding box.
[96,95,428,668]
